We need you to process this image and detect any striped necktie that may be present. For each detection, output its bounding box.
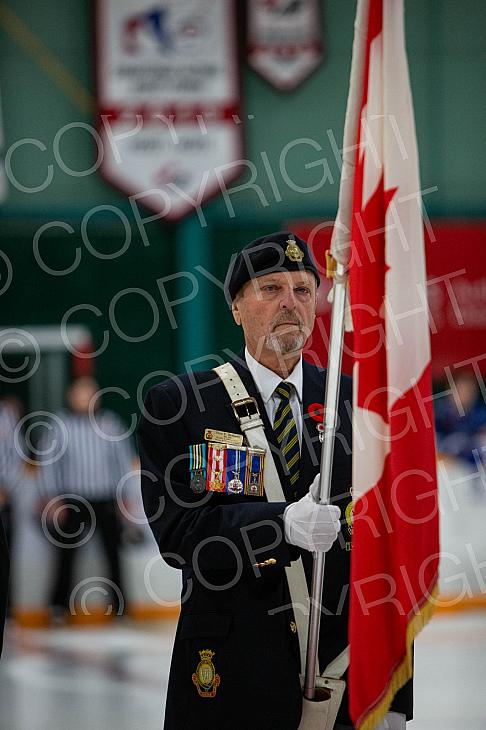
[273,381,300,486]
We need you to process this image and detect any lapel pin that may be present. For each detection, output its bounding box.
[308,403,325,443]
[307,402,325,423]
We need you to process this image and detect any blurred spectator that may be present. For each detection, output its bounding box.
[434,371,486,464]
[0,398,24,652]
[0,397,26,625]
[36,377,136,621]
[0,521,7,655]
[0,397,24,546]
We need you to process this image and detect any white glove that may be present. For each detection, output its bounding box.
[309,472,322,501]
[283,492,341,553]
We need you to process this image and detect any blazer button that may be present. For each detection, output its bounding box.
[290,621,297,633]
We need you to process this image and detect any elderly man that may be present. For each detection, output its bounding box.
[137,232,412,729]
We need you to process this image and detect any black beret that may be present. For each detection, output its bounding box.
[224,231,321,303]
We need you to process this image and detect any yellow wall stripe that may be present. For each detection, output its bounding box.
[0,4,94,115]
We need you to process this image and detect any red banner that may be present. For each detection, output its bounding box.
[291,220,486,381]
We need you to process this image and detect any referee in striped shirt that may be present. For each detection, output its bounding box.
[0,399,21,651]
[37,376,135,620]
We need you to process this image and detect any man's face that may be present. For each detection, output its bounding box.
[68,378,99,413]
[231,270,317,360]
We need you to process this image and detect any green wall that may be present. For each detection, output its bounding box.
[1,0,485,418]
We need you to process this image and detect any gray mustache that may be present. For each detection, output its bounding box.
[272,316,303,329]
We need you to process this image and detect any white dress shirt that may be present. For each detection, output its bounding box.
[244,347,303,445]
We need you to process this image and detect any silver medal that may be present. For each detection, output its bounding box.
[227,478,243,494]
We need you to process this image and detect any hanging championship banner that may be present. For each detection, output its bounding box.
[247,0,322,91]
[95,1,243,222]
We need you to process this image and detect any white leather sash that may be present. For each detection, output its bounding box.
[214,362,350,682]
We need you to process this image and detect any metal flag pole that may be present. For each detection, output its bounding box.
[302,0,370,701]
[303,257,348,700]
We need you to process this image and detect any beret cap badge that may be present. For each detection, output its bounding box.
[224,231,320,303]
[285,238,304,263]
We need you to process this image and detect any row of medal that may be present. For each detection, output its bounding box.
[189,443,265,496]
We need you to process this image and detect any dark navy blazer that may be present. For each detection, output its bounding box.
[137,356,412,729]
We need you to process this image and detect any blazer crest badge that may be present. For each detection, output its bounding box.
[192,649,221,698]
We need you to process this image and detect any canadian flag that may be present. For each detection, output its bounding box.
[334,1,440,728]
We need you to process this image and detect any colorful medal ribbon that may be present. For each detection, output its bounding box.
[244,448,265,497]
[207,445,227,492]
[189,443,207,494]
[226,446,246,495]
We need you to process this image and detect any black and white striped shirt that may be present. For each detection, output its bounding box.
[36,409,135,500]
[0,402,23,493]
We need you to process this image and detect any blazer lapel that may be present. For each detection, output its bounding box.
[218,356,327,502]
[222,357,294,499]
